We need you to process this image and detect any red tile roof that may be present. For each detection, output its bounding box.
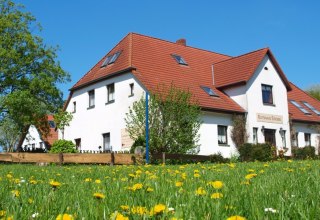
[288,82,320,123]
[69,33,320,122]
[214,48,291,91]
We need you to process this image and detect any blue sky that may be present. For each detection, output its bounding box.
[17,0,320,99]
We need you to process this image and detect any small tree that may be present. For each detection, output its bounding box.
[230,114,248,149]
[125,84,202,154]
[305,85,320,101]
[54,110,73,139]
[0,117,20,152]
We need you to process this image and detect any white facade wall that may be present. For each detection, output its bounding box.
[21,125,44,150]
[64,72,145,151]
[225,55,291,154]
[198,112,237,157]
[292,122,320,154]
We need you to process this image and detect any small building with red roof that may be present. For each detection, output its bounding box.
[63,33,320,156]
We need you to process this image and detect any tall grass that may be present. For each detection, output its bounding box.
[0,160,319,219]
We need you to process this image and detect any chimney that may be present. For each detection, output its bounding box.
[176,38,186,46]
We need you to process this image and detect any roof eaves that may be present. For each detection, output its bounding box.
[216,81,247,90]
[70,67,136,92]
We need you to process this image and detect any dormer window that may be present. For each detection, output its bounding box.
[101,51,121,67]
[172,54,188,65]
[201,86,219,97]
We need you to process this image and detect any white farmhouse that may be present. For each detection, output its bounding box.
[63,33,320,157]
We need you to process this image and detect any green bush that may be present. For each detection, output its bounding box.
[292,146,315,159]
[209,153,229,163]
[238,143,273,162]
[50,140,77,153]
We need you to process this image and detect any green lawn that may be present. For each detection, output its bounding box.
[0,160,319,219]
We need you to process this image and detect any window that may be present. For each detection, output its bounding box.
[129,83,134,97]
[172,54,188,65]
[73,101,76,113]
[261,84,273,104]
[101,51,121,67]
[281,130,286,148]
[218,125,228,145]
[75,138,81,150]
[31,143,35,149]
[201,86,219,97]
[292,132,299,147]
[253,127,258,144]
[48,121,55,128]
[88,90,95,108]
[103,133,111,151]
[107,83,115,103]
[290,100,311,115]
[39,142,43,149]
[302,101,320,115]
[304,133,311,146]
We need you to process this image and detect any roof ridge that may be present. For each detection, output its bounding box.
[289,81,320,104]
[130,32,231,58]
[71,33,132,89]
[213,47,269,65]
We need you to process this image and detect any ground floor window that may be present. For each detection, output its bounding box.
[305,133,311,146]
[292,132,299,147]
[75,138,81,150]
[281,130,286,148]
[218,125,228,145]
[253,127,258,144]
[103,133,111,151]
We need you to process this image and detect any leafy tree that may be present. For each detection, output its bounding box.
[305,85,320,101]
[0,0,70,142]
[0,117,20,152]
[230,114,248,149]
[54,109,73,139]
[125,84,202,154]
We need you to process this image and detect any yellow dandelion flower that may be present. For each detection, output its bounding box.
[264,163,269,167]
[152,204,166,215]
[28,198,34,204]
[84,178,92,182]
[29,180,37,184]
[120,205,129,211]
[93,192,105,199]
[0,210,6,217]
[6,174,13,179]
[195,187,206,196]
[131,206,148,215]
[209,181,223,189]
[245,173,257,180]
[241,181,250,185]
[175,181,183,187]
[194,173,200,178]
[56,213,74,220]
[211,192,223,199]
[227,215,246,220]
[11,190,20,197]
[146,187,154,192]
[287,159,293,163]
[132,183,143,191]
[50,181,61,188]
[95,179,101,184]
[228,163,236,168]
[248,169,255,173]
[181,173,187,179]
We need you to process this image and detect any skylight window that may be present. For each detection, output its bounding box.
[302,101,320,115]
[172,54,188,65]
[101,51,121,67]
[290,100,311,115]
[201,86,219,97]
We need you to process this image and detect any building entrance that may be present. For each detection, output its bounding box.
[264,129,276,146]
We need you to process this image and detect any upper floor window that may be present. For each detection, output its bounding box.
[304,133,311,146]
[101,51,121,67]
[172,54,188,65]
[261,84,273,105]
[218,125,228,145]
[88,90,95,108]
[107,83,115,103]
[48,121,55,128]
[129,83,134,97]
[73,101,76,113]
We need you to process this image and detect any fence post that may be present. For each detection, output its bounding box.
[111,152,115,166]
[162,152,166,165]
[59,153,64,166]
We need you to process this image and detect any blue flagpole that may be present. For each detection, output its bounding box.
[145,92,149,164]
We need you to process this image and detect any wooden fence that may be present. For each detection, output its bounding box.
[0,152,139,165]
[0,152,216,165]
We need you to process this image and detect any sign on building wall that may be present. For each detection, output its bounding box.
[256,113,283,124]
[121,128,134,150]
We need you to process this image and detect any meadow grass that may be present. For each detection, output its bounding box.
[0,160,320,220]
